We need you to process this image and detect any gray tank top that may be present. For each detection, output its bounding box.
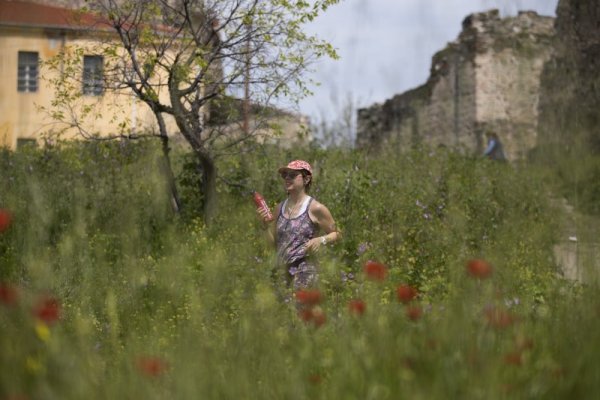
[276,197,318,266]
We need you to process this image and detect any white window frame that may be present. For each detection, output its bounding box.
[83,55,104,96]
[17,51,39,93]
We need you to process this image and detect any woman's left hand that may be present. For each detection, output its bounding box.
[304,237,324,254]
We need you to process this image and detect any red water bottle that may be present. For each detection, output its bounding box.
[0,208,12,233]
[253,191,274,222]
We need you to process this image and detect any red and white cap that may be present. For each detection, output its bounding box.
[278,160,313,175]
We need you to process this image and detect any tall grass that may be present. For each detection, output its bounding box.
[0,141,597,399]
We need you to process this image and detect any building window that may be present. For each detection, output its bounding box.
[17,51,39,92]
[83,55,104,96]
[16,138,38,150]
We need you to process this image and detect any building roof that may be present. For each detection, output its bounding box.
[0,0,101,30]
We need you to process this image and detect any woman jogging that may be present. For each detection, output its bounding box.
[257,160,341,290]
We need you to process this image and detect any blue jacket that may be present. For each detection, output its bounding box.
[484,139,506,161]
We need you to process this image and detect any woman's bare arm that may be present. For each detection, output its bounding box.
[305,200,341,253]
[258,201,281,248]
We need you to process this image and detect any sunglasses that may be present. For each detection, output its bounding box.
[280,171,302,180]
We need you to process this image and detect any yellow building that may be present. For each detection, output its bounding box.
[0,0,181,149]
[0,0,310,150]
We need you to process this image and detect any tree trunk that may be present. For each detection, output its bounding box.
[168,82,217,224]
[197,151,217,225]
[153,110,182,214]
[159,135,182,213]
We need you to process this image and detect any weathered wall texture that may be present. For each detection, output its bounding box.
[537,0,600,280]
[538,0,600,152]
[357,10,555,160]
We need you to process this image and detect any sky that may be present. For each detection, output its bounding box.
[297,0,559,130]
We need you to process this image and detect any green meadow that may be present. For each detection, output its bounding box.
[1,141,599,399]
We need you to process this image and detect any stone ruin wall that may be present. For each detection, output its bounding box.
[419,44,477,151]
[540,0,600,283]
[356,49,477,152]
[474,11,554,159]
[357,9,555,160]
[538,0,600,152]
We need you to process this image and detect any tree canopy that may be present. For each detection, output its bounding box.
[43,0,340,222]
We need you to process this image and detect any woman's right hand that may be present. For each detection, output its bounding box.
[257,208,273,226]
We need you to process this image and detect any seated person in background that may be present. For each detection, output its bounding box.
[483,130,507,161]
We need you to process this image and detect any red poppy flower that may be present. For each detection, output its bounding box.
[401,356,416,370]
[0,209,12,233]
[308,374,322,384]
[515,336,534,351]
[406,305,422,321]
[501,383,515,394]
[0,283,19,306]
[312,308,327,327]
[466,259,493,279]
[32,296,61,324]
[552,367,565,379]
[484,306,516,329]
[363,260,388,281]
[396,285,418,304]
[467,348,480,368]
[426,338,439,350]
[348,299,366,316]
[503,351,523,366]
[295,289,322,306]
[298,306,326,328]
[136,356,168,377]
[299,309,313,322]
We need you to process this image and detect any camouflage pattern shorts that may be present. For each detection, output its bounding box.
[274,259,318,291]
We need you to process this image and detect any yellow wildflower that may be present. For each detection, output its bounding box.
[35,321,51,342]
